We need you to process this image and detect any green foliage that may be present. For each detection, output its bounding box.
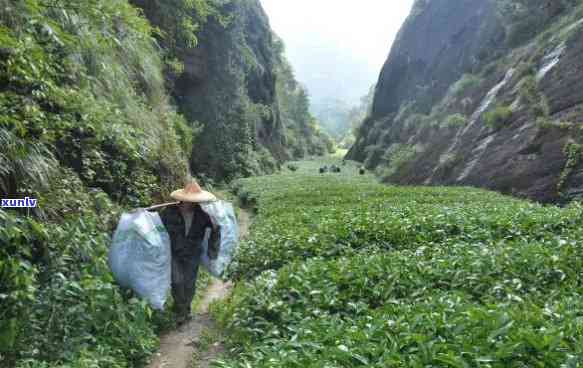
[312,99,352,139]
[443,113,469,128]
[173,15,331,181]
[336,85,376,149]
[0,175,165,367]
[212,158,583,367]
[519,75,550,118]
[0,0,192,204]
[0,129,55,198]
[438,153,462,176]
[484,104,513,130]
[275,37,335,160]
[558,142,583,194]
[519,75,539,104]
[497,0,583,46]
[0,0,195,366]
[362,143,384,168]
[537,118,574,131]
[312,84,375,147]
[129,0,229,80]
[450,74,483,97]
[377,144,419,180]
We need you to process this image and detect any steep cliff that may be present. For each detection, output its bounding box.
[172,1,281,180]
[348,0,583,203]
[135,0,332,182]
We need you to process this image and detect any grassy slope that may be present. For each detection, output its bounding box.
[212,158,583,367]
[0,1,192,367]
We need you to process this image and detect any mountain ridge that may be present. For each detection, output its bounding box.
[348,0,583,203]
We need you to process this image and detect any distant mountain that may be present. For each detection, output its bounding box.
[348,0,583,203]
[312,85,376,144]
[286,37,380,106]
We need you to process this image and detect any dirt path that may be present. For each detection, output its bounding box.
[146,208,252,368]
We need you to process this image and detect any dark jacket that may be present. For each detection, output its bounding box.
[159,204,220,259]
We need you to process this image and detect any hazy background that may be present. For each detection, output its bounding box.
[260,0,414,106]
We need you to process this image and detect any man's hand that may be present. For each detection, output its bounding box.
[208,225,221,260]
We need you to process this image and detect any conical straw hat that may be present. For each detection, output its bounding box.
[170,180,217,203]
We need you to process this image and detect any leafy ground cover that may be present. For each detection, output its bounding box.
[212,158,583,367]
[0,1,194,366]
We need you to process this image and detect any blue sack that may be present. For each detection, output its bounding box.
[108,209,171,310]
[200,200,239,278]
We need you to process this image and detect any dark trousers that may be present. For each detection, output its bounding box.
[171,255,200,320]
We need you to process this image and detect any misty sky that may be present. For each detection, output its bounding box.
[260,0,414,105]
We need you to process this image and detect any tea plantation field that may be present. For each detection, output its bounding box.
[212,158,583,367]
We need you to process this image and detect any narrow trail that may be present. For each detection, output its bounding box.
[146,207,252,368]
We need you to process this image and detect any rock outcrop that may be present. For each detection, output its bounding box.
[370,0,503,118]
[172,1,285,180]
[133,0,332,181]
[348,0,583,203]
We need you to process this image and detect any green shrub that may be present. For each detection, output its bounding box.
[0,202,161,368]
[484,104,513,129]
[438,153,462,175]
[558,142,583,193]
[0,129,55,199]
[377,144,419,179]
[519,75,550,118]
[519,76,540,105]
[515,61,536,79]
[276,56,333,160]
[498,0,581,46]
[443,113,469,128]
[535,117,574,131]
[451,74,483,97]
[0,1,195,366]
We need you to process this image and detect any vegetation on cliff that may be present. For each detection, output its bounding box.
[136,0,334,182]
[349,0,583,203]
[311,85,375,150]
[274,37,335,159]
[0,0,192,366]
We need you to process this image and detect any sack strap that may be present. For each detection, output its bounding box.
[145,202,180,211]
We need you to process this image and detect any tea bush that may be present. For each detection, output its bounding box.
[213,158,583,367]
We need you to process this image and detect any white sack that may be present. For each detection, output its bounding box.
[108,209,171,310]
[200,200,239,278]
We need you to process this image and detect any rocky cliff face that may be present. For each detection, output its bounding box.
[172,0,285,180]
[348,0,583,203]
[133,0,331,181]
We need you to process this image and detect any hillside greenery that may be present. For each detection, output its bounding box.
[274,37,335,159]
[0,0,330,367]
[154,4,334,182]
[0,0,196,366]
[312,85,375,149]
[128,0,229,84]
[312,98,352,139]
[351,0,583,202]
[212,158,583,367]
[496,0,583,46]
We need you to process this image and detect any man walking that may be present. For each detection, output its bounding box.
[159,180,220,325]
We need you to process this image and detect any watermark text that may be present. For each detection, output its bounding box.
[1,197,38,208]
